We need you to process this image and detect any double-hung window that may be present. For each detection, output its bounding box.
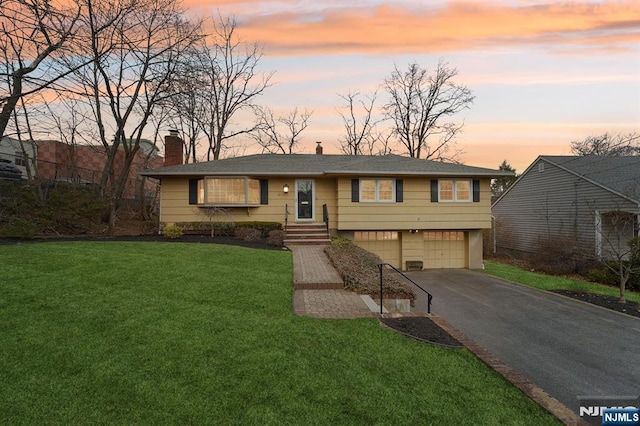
[439,179,471,202]
[360,179,395,202]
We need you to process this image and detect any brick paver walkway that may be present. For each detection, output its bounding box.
[289,245,374,318]
[291,245,342,286]
[293,289,376,318]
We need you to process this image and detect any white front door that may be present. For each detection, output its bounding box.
[295,179,315,221]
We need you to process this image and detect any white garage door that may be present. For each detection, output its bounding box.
[354,231,401,269]
[424,231,466,268]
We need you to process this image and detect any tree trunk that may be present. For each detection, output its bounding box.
[0,76,22,138]
[619,262,627,303]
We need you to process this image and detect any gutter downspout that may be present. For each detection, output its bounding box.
[491,215,496,254]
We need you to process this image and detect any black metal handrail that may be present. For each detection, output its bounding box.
[377,263,433,314]
[322,203,329,232]
[284,203,290,229]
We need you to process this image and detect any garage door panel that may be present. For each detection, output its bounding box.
[424,231,466,268]
[354,231,401,268]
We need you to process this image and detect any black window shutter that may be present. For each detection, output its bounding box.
[473,179,480,202]
[260,179,268,205]
[430,180,438,202]
[395,179,403,202]
[351,179,359,202]
[188,179,199,204]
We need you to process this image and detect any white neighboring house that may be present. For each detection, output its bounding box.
[0,136,37,178]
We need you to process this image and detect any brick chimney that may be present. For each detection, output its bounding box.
[164,130,183,167]
[315,141,323,155]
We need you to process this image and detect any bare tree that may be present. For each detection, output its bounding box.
[0,0,82,138]
[337,90,381,155]
[571,132,640,156]
[383,60,474,160]
[195,206,233,237]
[42,94,93,183]
[253,106,312,154]
[594,210,640,303]
[197,15,274,160]
[70,0,202,234]
[8,92,40,182]
[159,49,208,164]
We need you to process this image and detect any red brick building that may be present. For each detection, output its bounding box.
[36,139,163,200]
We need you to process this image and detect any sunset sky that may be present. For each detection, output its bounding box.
[187,0,640,172]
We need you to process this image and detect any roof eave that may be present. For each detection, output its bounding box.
[140,170,513,178]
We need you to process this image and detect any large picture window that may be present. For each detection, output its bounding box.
[439,179,471,202]
[195,177,261,206]
[360,179,395,202]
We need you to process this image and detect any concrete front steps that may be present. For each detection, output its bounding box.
[284,222,331,246]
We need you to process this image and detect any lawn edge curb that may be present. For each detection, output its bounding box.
[429,315,588,426]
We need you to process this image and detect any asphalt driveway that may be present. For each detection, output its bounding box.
[405,269,640,414]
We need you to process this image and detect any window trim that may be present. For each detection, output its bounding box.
[359,178,396,203]
[192,176,263,207]
[14,151,27,167]
[438,179,472,203]
[354,231,399,241]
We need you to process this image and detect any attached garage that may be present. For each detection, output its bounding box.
[354,231,401,268]
[353,230,470,270]
[423,231,467,268]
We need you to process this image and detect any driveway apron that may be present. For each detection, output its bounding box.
[406,269,640,414]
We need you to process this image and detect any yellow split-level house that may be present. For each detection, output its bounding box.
[141,138,512,270]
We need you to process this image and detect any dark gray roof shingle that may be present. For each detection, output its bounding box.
[542,155,640,201]
[140,153,510,178]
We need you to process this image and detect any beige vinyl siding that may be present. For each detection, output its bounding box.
[336,177,492,230]
[467,230,484,269]
[492,159,639,256]
[312,178,338,225]
[401,231,425,269]
[159,177,337,226]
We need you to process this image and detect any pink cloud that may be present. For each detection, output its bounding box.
[189,1,640,56]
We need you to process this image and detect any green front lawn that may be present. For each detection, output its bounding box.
[0,242,557,425]
[483,260,640,304]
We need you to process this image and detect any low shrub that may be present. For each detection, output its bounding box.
[324,240,416,303]
[163,224,184,239]
[588,262,640,291]
[0,216,37,238]
[266,230,285,247]
[234,227,261,242]
[174,221,281,236]
[141,219,159,235]
[237,222,282,235]
[0,180,107,237]
[529,237,591,275]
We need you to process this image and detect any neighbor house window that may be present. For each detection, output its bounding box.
[14,151,27,166]
[360,179,395,202]
[195,177,261,205]
[439,179,471,202]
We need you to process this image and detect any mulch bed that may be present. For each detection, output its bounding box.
[550,290,640,318]
[380,316,464,348]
